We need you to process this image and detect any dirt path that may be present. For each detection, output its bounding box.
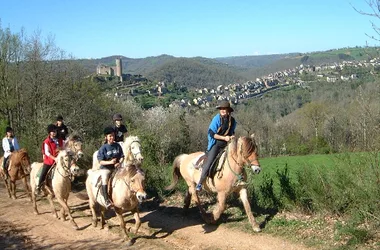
[0,183,312,250]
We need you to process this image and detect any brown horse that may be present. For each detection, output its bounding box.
[0,148,32,200]
[30,150,80,229]
[86,163,147,245]
[166,135,262,232]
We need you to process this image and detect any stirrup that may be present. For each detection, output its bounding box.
[105,199,112,209]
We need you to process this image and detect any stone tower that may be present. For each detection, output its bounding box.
[116,58,122,77]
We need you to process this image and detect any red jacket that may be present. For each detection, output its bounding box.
[42,136,63,165]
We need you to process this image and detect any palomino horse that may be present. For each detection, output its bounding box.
[92,135,143,170]
[30,150,80,229]
[166,135,262,232]
[0,149,32,200]
[86,163,147,245]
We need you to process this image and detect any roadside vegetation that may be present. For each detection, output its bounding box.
[0,23,379,249]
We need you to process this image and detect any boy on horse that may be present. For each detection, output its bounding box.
[196,100,237,192]
[97,126,124,208]
[112,113,128,143]
[36,124,64,195]
[2,126,20,179]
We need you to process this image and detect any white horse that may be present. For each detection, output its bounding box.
[30,150,80,229]
[92,135,143,170]
[86,163,147,245]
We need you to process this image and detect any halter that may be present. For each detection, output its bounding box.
[128,140,143,161]
[225,141,260,182]
[118,169,145,194]
[56,152,74,179]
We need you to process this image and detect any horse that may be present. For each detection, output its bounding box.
[30,150,80,229]
[0,148,32,200]
[92,135,143,170]
[166,135,262,232]
[86,163,147,245]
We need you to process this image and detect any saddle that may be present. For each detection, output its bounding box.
[193,149,227,178]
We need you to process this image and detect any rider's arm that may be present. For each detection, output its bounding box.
[44,143,56,161]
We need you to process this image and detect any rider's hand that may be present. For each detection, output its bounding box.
[115,162,121,168]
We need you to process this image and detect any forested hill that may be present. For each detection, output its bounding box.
[146,57,248,88]
[78,46,380,87]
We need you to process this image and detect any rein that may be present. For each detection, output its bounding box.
[56,155,73,179]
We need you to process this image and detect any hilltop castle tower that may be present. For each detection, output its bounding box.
[96,58,123,82]
[116,58,122,77]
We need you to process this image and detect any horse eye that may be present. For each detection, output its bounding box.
[131,179,135,183]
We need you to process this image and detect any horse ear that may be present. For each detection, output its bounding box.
[250,133,255,139]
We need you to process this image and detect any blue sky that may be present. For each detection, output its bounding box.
[0,0,377,59]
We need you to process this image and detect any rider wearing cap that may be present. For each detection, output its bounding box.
[36,124,64,194]
[196,100,237,192]
[97,126,124,208]
[112,113,128,142]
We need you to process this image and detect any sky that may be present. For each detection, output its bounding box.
[0,0,378,59]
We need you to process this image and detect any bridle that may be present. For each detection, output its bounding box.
[225,139,261,182]
[128,140,143,161]
[56,152,74,179]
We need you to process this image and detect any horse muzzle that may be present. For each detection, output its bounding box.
[251,165,261,174]
[77,151,84,159]
[136,191,147,203]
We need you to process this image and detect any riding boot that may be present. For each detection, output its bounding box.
[3,157,9,180]
[36,164,49,195]
[102,185,112,209]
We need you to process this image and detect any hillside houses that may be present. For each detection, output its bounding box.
[168,57,380,109]
[111,56,380,110]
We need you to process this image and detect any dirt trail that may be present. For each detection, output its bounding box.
[0,183,312,250]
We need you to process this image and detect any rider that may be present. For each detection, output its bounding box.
[36,124,64,195]
[97,126,124,208]
[2,127,20,179]
[55,115,69,141]
[112,113,128,143]
[196,100,237,192]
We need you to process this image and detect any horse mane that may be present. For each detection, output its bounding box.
[10,148,30,166]
[115,163,144,180]
[67,134,82,142]
[228,136,258,162]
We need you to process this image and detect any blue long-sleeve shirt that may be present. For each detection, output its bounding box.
[207,114,236,151]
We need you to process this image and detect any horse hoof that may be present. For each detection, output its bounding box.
[11,196,16,200]
[71,222,79,230]
[252,226,261,233]
[125,240,133,247]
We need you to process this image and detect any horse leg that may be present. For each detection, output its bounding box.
[47,193,58,219]
[56,196,78,230]
[10,180,17,200]
[115,207,131,244]
[189,185,211,223]
[3,178,11,198]
[31,184,39,215]
[132,209,141,234]
[211,191,227,224]
[183,189,191,212]
[239,188,261,232]
[22,177,32,201]
[100,208,108,230]
[88,198,98,227]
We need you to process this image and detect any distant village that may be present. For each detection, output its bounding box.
[96,57,380,109]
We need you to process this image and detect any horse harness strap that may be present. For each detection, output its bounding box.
[225,147,245,184]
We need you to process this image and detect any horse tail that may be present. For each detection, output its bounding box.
[165,154,186,191]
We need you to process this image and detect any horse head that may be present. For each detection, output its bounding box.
[123,136,143,165]
[65,134,84,160]
[120,163,147,202]
[56,150,75,175]
[12,148,32,175]
[233,135,261,174]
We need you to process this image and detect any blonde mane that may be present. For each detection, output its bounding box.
[122,136,141,161]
